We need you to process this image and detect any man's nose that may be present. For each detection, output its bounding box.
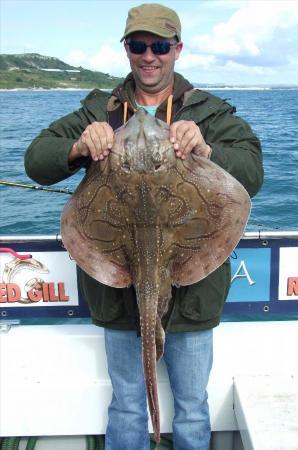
[141,47,156,60]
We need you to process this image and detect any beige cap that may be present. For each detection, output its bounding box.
[120,3,181,42]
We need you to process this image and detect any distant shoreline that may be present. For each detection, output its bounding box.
[0,87,99,92]
[1,86,298,92]
[2,54,297,93]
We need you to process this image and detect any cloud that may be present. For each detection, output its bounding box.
[177,0,298,84]
[64,46,130,76]
[190,0,298,68]
[176,53,216,71]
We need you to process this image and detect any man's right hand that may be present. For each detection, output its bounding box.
[69,122,114,163]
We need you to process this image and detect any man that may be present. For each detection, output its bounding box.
[25,4,263,450]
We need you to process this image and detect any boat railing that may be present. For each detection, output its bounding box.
[1,230,298,243]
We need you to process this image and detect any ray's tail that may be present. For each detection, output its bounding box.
[136,274,171,443]
[139,301,161,443]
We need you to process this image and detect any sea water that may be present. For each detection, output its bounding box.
[0,88,297,235]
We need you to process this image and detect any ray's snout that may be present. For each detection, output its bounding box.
[119,109,168,174]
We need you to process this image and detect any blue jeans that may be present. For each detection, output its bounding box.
[104,328,213,450]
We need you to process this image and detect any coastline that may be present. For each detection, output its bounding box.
[1,86,298,92]
[0,87,103,92]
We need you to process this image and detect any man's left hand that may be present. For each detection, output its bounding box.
[169,120,211,159]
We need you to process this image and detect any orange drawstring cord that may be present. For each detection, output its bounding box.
[123,101,128,125]
[166,94,173,126]
[124,95,173,125]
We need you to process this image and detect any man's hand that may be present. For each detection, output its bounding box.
[69,122,114,163]
[169,120,212,160]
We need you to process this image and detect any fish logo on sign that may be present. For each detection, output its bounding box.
[0,248,70,304]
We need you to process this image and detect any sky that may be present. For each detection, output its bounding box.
[1,0,298,85]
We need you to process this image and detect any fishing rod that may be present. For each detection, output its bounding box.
[0,180,73,195]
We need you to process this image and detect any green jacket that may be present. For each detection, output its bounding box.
[25,73,263,332]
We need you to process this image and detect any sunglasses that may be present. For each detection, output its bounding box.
[126,40,176,55]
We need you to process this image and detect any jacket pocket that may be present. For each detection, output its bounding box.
[177,260,231,322]
[78,269,125,322]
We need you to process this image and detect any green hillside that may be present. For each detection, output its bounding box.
[0,53,123,89]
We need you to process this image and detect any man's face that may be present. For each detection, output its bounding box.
[124,32,183,94]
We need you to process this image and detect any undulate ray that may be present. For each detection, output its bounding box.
[61,108,251,443]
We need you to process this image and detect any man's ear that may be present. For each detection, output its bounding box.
[124,42,129,57]
[175,41,183,61]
